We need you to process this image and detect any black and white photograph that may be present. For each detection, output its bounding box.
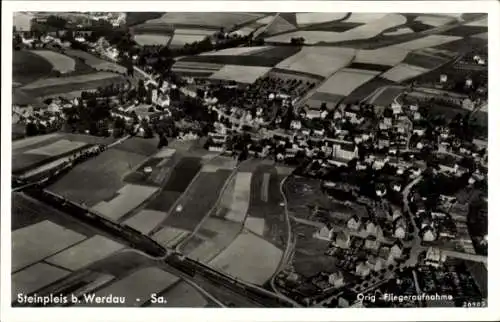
[2,1,497,321]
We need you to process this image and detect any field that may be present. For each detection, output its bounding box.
[209,231,283,285]
[46,235,125,271]
[169,32,209,48]
[342,76,398,104]
[383,27,414,36]
[12,262,70,300]
[20,72,124,98]
[148,281,208,307]
[172,61,223,76]
[13,50,54,86]
[465,17,488,27]
[295,13,349,26]
[414,15,455,27]
[439,25,488,37]
[182,217,242,263]
[262,15,297,37]
[179,45,301,68]
[392,35,462,51]
[63,49,127,74]
[224,172,252,223]
[306,92,345,109]
[158,169,232,231]
[209,65,271,84]
[143,12,266,29]
[30,50,76,74]
[275,47,356,78]
[267,14,406,44]
[48,148,147,206]
[76,267,179,307]
[381,63,430,82]
[345,13,388,23]
[92,184,159,221]
[353,47,410,66]
[134,34,171,46]
[123,209,166,234]
[25,139,87,156]
[124,149,177,187]
[315,68,380,97]
[12,220,86,272]
[364,85,405,106]
[200,46,269,56]
[402,51,448,69]
[152,226,191,248]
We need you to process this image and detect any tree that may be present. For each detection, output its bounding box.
[46,15,67,30]
[25,123,38,136]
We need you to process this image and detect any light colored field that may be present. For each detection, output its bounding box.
[12,263,70,300]
[202,156,238,172]
[315,68,379,96]
[267,13,406,44]
[134,34,171,46]
[185,218,241,263]
[244,217,265,236]
[78,267,179,307]
[25,139,87,157]
[466,17,488,27]
[150,282,208,307]
[275,47,356,78]
[31,50,76,74]
[225,172,252,223]
[14,12,34,32]
[276,166,294,176]
[381,63,430,82]
[124,209,166,234]
[170,34,209,47]
[13,133,61,151]
[383,27,414,36]
[209,231,283,285]
[63,49,127,73]
[174,28,215,35]
[12,220,86,272]
[234,26,256,36]
[146,12,264,28]
[256,15,275,25]
[209,65,271,84]
[471,32,488,40]
[393,35,462,51]
[154,148,176,158]
[344,13,387,23]
[200,46,269,56]
[415,15,455,26]
[296,13,348,26]
[92,184,159,221]
[46,235,124,271]
[152,226,190,247]
[354,47,409,66]
[22,72,118,90]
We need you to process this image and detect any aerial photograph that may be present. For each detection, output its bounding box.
[11,11,488,308]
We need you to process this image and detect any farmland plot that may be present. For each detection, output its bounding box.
[225,172,252,223]
[145,12,265,29]
[123,209,166,234]
[12,263,70,301]
[76,267,179,307]
[63,49,127,74]
[315,68,379,97]
[465,17,488,27]
[31,50,76,74]
[22,72,119,90]
[296,13,349,26]
[402,51,448,69]
[92,184,159,221]
[392,35,462,51]
[209,231,283,285]
[169,34,209,48]
[46,235,125,271]
[134,34,171,46]
[381,63,430,82]
[183,218,241,263]
[414,15,455,27]
[209,65,271,84]
[25,139,87,157]
[48,148,147,206]
[13,50,56,85]
[263,15,297,37]
[152,226,190,248]
[12,220,86,272]
[344,13,387,23]
[275,47,356,78]
[383,27,414,36]
[200,46,269,56]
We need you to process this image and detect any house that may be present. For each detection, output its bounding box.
[413,126,426,136]
[379,246,395,266]
[422,226,437,242]
[366,256,384,272]
[314,224,334,241]
[377,135,390,149]
[366,221,383,238]
[290,120,302,130]
[331,140,358,161]
[347,215,361,231]
[355,261,371,277]
[391,102,402,115]
[365,235,380,251]
[335,231,351,249]
[424,247,447,267]
[390,242,403,259]
[393,226,406,239]
[328,271,345,288]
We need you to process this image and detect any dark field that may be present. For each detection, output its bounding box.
[402,52,448,69]
[179,46,301,68]
[343,76,397,104]
[12,193,96,237]
[124,156,175,186]
[347,62,392,73]
[171,70,215,78]
[434,37,487,53]
[13,50,53,85]
[161,169,232,231]
[271,67,325,81]
[114,137,160,157]
[163,157,202,192]
[126,12,164,26]
[302,21,363,32]
[439,25,488,37]
[146,191,183,213]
